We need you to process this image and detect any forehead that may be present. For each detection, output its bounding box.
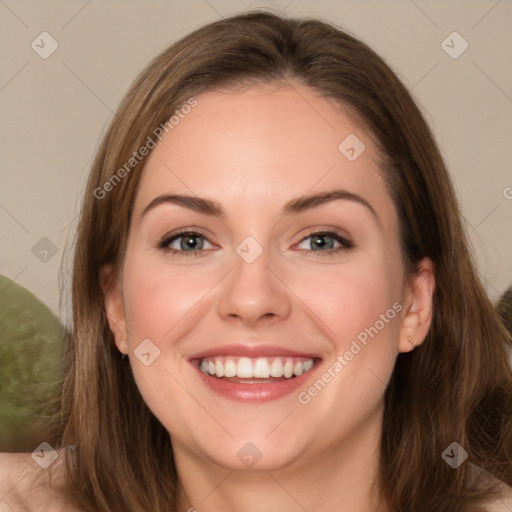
[132,82,391,221]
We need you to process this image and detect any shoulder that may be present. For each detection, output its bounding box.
[0,450,82,512]
[0,451,31,493]
[0,451,33,510]
[483,479,512,512]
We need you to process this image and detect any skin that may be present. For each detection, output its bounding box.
[0,450,81,511]
[101,81,436,511]
[99,81,436,511]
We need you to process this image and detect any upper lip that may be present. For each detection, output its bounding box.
[188,344,321,361]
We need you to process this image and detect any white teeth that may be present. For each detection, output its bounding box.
[253,358,271,378]
[224,358,237,377]
[303,359,314,372]
[198,356,315,380]
[283,360,294,378]
[215,360,224,378]
[237,357,253,378]
[270,358,284,377]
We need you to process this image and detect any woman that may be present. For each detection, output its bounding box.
[1,10,511,512]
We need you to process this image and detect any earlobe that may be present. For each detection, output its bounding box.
[398,257,436,353]
[100,264,128,354]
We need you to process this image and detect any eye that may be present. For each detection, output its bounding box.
[157,229,354,258]
[296,230,353,256]
[158,230,214,257]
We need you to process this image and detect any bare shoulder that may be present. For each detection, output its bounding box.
[0,452,31,494]
[0,452,34,510]
[0,450,82,512]
[484,480,512,512]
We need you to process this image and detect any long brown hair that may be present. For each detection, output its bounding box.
[55,10,512,511]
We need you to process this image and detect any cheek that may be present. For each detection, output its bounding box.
[290,249,404,414]
[122,255,218,343]
[119,255,210,435]
[290,255,403,350]
[292,260,402,428]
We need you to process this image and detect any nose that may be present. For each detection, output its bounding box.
[217,244,292,328]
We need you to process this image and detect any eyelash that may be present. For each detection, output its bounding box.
[157,228,354,258]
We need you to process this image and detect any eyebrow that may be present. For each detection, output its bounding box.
[141,189,378,221]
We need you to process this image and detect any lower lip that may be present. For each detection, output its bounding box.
[192,363,320,402]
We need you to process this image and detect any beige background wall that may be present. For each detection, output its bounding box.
[1,0,511,324]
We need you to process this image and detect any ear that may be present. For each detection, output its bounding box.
[398,257,436,353]
[99,263,128,355]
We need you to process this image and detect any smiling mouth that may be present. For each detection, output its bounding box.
[195,356,318,383]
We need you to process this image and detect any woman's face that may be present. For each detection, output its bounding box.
[104,81,433,472]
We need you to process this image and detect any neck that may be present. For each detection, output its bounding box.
[174,403,387,512]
